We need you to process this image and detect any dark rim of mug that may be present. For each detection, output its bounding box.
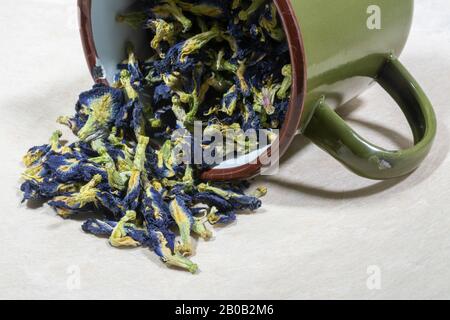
[77,0,307,181]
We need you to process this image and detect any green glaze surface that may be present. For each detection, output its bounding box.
[293,0,414,129]
[290,0,436,179]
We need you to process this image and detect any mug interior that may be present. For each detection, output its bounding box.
[79,0,306,180]
[87,0,150,83]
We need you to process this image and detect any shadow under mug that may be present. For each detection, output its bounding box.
[78,0,436,181]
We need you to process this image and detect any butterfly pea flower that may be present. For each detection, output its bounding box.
[107,128,135,172]
[83,217,155,250]
[190,206,208,216]
[236,61,250,96]
[198,183,262,211]
[90,139,113,164]
[115,69,145,137]
[111,100,132,130]
[117,69,139,101]
[203,122,241,138]
[134,135,149,172]
[206,206,237,225]
[22,159,47,184]
[233,127,260,156]
[169,196,194,256]
[179,25,221,63]
[151,179,166,193]
[211,48,238,74]
[91,139,130,191]
[171,95,188,122]
[123,226,156,248]
[20,0,292,273]
[175,0,226,18]
[141,180,171,226]
[153,83,173,104]
[203,105,221,117]
[220,85,239,115]
[198,78,211,105]
[277,64,292,100]
[206,72,233,92]
[169,184,193,202]
[259,3,285,42]
[238,0,266,21]
[120,46,144,90]
[161,72,196,107]
[144,65,163,84]
[157,140,176,178]
[109,210,140,247]
[171,130,197,172]
[76,85,125,142]
[144,146,165,178]
[49,130,64,151]
[181,72,206,125]
[58,100,91,135]
[67,142,92,161]
[242,101,261,131]
[246,59,274,91]
[81,218,154,248]
[20,178,61,202]
[23,144,50,168]
[21,163,80,200]
[252,83,281,116]
[96,191,125,219]
[252,186,268,198]
[193,192,234,213]
[27,130,71,162]
[103,142,127,164]
[147,19,176,58]
[268,100,288,128]
[20,181,42,201]
[150,229,198,273]
[181,165,194,191]
[123,135,149,210]
[49,174,102,218]
[192,215,213,240]
[44,154,106,184]
[131,99,145,137]
[161,72,182,91]
[105,165,130,191]
[152,0,192,32]
[82,218,116,236]
[57,116,82,136]
[214,56,238,74]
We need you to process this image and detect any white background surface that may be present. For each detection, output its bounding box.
[0,0,449,299]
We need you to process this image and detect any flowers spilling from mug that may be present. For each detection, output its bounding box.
[20,0,291,273]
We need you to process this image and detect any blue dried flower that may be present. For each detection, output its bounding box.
[169,196,194,255]
[82,218,116,236]
[149,229,198,273]
[198,183,262,211]
[76,85,125,142]
[21,0,291,273]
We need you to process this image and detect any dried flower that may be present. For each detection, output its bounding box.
[20,0,291,273]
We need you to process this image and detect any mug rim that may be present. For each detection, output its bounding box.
[77,0,307,180]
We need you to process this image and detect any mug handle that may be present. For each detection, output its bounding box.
[304,55,437,180]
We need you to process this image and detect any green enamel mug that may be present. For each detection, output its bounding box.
[78,0,436,181]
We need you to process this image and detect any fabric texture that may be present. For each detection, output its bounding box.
[0,0,449,299]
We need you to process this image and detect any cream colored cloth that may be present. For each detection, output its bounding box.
[1,0,449,299]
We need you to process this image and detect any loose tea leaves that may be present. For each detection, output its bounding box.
[20,0,291,273]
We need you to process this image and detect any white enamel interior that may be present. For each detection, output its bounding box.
[90,0,271,169]
[91,0,150,83]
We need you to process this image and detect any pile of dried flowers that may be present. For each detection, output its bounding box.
[20,0,291,273]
